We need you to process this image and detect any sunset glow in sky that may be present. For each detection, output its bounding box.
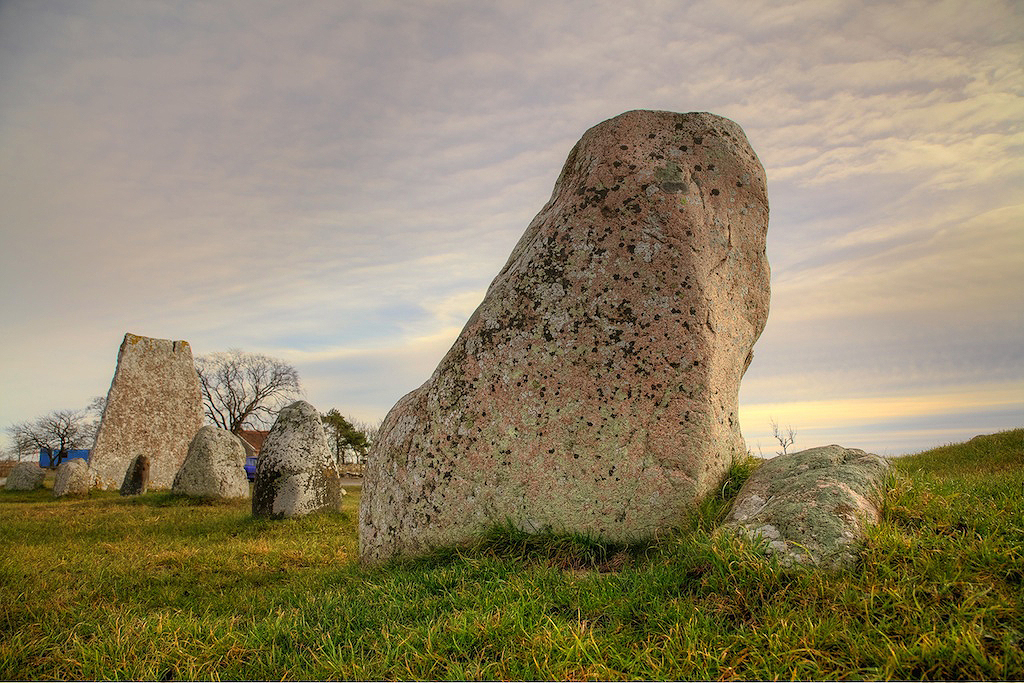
[1,0,1021,456]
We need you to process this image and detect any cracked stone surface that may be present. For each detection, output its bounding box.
[252,401,344,519]
[172,427,250,500]
[90,333,204,490]
[360,109,770,564]
[723,445,891,569]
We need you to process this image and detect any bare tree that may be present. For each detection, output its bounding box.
[770,418,796,456]
[195,349,302,434]
[7,409,93,468]
[352,419,381,464]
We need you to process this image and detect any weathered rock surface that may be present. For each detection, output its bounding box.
[90,333,205,490]
[252,401,343,518]
[723,445,890,569]
[360,110,770,564]
[53,459,95,497]
[119,454,150,496]
[5,462,45,491]
[173,426,250,500]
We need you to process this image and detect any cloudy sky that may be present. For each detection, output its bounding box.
[1,0,1021,457]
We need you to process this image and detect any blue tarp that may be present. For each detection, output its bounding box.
[38,449,90,467]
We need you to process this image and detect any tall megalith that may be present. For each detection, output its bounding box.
[360,110,771,564]
[90,333,204,490]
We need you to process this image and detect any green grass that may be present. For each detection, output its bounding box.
[1,431,1022,680]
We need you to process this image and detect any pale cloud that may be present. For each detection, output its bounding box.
[740,380,1024,456]
[1,0,1021,455]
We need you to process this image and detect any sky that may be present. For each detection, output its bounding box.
[1,0,1021,458]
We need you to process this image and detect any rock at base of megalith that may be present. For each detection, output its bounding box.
[722,445,890,569]
[252,401,344,519]
[173,426,250,500]
[360,109,771,564]
[119,454,150,496]
[53,459,96,497]
[5,462,46,491]
[90,333,205,491]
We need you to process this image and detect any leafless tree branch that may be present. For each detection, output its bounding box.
[194,349,302,433]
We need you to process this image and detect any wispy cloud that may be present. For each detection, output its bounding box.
[0,0,1021,455]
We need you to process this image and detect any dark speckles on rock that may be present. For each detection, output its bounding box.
[253,401,343,519]
[360,109,770,565]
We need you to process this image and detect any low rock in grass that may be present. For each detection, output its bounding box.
[253,401,343,519]
[5,462,46,491]
[723,445,890,569]
[172,426,250,500]
[120,454,150,496]
[53,459,96,497]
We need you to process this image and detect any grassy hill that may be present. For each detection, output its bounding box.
[1,429,1021,680]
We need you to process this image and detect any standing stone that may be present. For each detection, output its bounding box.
[360,110,770,564]
[53,459,96,497]
[5,462,46,491]
[723,446,890,569]
[90,333,204,490]
[252,401,343,519]
[173,426,250,500]
[119,454,150,496]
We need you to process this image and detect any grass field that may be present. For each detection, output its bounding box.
[1,429,1022,680]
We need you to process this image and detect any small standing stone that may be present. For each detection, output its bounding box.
[119,454,150,496]
[253,401,343,519]
[53,459,96,497]
[172,426,250,500]
[5,462,46,491]
[723,445,890,569]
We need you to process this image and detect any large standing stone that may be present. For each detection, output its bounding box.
[360,110,770,563]
[90,333,205,490]
[53,459,96,497]
[119,454,150,496]
[173,426,250,500]
[252,401,343,518]
[723,446,890,569]
[5,462,45,491]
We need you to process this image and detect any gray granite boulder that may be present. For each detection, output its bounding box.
[252,401,343,518]
[5,462,45,491]
[361,109,770,564]
[723,445,890,569]
[119,454,150,496]
[53,459,95,497]
[172,427,249,500]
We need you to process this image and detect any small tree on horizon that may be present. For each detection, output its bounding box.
[7,409,94,468]
[771,418,796,456]
[321,409,370,466]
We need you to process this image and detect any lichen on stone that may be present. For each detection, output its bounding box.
[361,110,771,565]
[723,445,890,569]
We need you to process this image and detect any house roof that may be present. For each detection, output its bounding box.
[236,430,270,457]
